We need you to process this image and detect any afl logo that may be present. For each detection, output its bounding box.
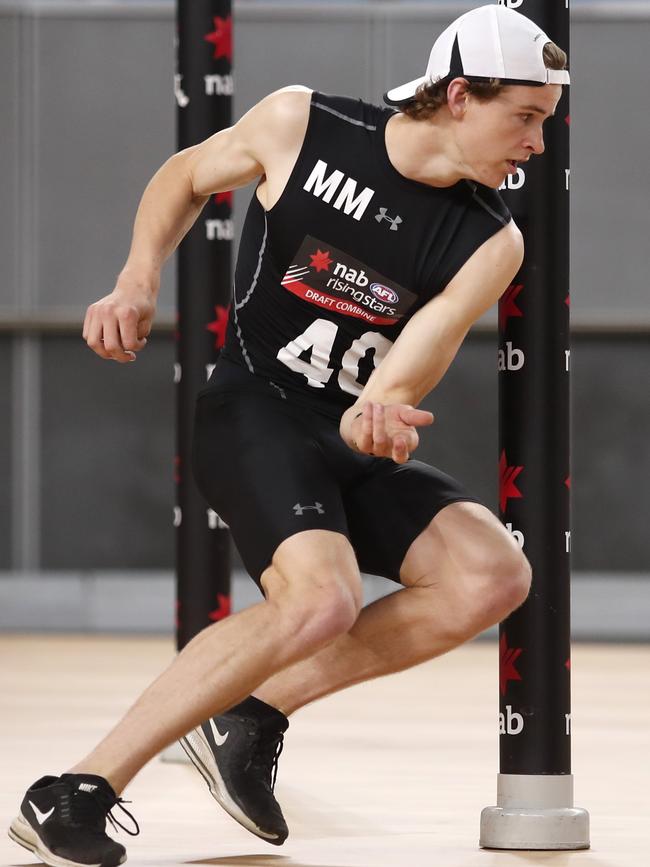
[370,283,399,304]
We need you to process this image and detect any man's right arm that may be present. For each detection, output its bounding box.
[83,86,312,362]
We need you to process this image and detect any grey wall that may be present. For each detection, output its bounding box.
[2,331,646,572]
[0,0,648,578]
[2,1,649,325]
[0,339,11,569]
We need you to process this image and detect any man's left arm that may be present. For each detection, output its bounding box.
[340,220,524,463]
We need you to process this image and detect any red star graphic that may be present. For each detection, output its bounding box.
[214,191,233,209]
[565,294,570,308]
[500,632,523,696]
[309,249,333,273]
[565,657,571,671]
[565,476,571,489]
[204,16,232,62]
[499,450,524,513]
[208,593,231,622]
[565,114,571,127]
[499,283,524,331]
[206,304,231,349]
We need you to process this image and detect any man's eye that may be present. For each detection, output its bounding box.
[520,114,531,122]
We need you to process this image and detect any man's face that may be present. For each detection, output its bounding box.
[457,83,563,188]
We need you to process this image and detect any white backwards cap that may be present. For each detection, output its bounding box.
[384,4,570,106]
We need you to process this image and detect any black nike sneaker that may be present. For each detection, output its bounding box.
[8,772,139,867]
[180,696,289,845]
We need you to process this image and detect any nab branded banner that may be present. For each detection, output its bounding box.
[496,0,571,775]
[176,0,233,649]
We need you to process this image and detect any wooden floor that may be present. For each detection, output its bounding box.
[1,635,648,867]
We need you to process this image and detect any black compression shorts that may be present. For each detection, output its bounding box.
[192,359,482,587]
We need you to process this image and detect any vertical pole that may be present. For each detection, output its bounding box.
[175,0,233,650]
[480,0,589,850]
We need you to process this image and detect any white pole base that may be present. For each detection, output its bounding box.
[160,741,190,764]
[480,774,590,850]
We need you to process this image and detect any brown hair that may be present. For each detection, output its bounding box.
[401,42,568,121]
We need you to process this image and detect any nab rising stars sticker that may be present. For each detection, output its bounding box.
[281,235,417,327]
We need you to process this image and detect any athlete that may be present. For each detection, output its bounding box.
[9,5,568,866]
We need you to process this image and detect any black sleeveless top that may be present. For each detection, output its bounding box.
[208,91,511,419]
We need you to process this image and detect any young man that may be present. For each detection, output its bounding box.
[9,5,568,866]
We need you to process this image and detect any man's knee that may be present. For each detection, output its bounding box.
[461,544,532,632]
[262,560,362,651]
[407,531,532,639]
[280,579,360,648]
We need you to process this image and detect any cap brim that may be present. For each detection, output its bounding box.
[383,75,429,106]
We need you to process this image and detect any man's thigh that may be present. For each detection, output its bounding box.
[399,500,520,586]
[343,457,483,583]
[192,390,351,586]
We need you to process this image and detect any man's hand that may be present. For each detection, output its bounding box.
[340,402,434,464]
[83,273,158,363]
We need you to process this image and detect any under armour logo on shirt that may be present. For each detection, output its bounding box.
[375,208,403,231]
[293,503,325,516]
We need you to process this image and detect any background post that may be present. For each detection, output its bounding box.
[175,0,233,650]
[479,0,589,850]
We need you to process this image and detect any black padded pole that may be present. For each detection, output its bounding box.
[480,0,587,852]
[175,0,233,649]
[496,0,571,780]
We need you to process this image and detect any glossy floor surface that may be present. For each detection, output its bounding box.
[1,636,648,867]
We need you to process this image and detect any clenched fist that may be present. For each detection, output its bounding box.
[340,401,434,464]
[83,277,157,363]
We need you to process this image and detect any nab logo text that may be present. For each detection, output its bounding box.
[303,159,375,221]
[498,341,525,371]
[506,522,525,549]
[205,74,234,96]
[206,219,234,241]
[499,166,526,191]
[174,74,189,108]
[498,0,524,8]
[208,509,229,530]
[499,704,525,735]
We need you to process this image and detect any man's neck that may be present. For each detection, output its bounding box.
[384,112,470,189]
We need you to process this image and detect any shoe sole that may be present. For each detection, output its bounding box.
[8,813,126,867]
[179,728,282,843]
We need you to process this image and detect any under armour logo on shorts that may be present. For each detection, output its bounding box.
[375,208,403,231]
[293,502,325,516]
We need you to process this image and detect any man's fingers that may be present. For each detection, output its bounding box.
[358,402,374,452]
[85,314,112,360]
[350,403,427,460]
[82,307,91,342]
[117,307,147,354]
[100,317,134,363]
[372,403,387,450]
[392,435,409,464]
[399,407,434,428]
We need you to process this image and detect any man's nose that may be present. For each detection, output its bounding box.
[526,126,545,156]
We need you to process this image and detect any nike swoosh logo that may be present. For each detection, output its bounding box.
[29,801,55,825]
[209,718,229,746]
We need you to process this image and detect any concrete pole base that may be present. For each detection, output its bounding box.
[480,774,590,850]
[160,741,190,763]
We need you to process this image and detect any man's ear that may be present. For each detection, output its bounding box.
[446,78,471,118]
